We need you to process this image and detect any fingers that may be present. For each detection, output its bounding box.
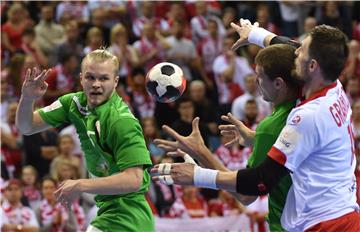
[162,125,183,142]
[220,130,235,137]
[157,163,172,175]
[218,124,237,131]
[157,175,174,185]
[167,150,185,158]
[34,69,51,82]
[224,139,239,148]
[240,18,251,26]
[221,113,242,127]
[151,163,174,185]
[24,69,31,81]
[157,144,176,152]
[153,139,177,152]
[191,117,200,134]
[230,22,241,31]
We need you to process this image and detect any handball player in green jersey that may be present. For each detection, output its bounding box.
[16,49,154,232]
[153,43,301,231]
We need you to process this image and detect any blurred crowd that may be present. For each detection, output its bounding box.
[1,1,360,231]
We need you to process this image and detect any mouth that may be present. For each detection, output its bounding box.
[90,92,102,96]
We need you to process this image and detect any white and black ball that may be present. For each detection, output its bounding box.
[145,62,186,103]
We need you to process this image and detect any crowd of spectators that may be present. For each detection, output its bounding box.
[1,1,360,231]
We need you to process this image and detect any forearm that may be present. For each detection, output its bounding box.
[195,157,287,196]
[241,128,256,147]
[78,167,143,195]
[223,157,287,195]
[197,146,228,171]
[16,97,36,135]
[264,34,277,47]
[196,147,257,205]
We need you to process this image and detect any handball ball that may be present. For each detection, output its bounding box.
[145,62,186,103]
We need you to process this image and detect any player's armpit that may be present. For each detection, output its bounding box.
[235,156,289,195]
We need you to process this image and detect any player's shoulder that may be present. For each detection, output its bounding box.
[287,104,318,127]
[105,96,137,122]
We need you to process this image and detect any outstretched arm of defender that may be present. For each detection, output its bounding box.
[230,18,276,50]
[152,156,288,197]
[16,68,52,135]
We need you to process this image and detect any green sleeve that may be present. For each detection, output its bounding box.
[37,94,72,127]
[247,132,278,168]
[107,117,152,171]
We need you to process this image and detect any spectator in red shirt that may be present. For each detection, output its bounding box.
[1,3,30,55]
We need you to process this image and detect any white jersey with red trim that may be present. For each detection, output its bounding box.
[268,80,359,231]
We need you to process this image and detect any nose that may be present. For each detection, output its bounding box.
[92,79,101,88]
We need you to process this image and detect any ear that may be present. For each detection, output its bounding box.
[309,59,318,72]
[114,76,119,87]
[274,77,285,89]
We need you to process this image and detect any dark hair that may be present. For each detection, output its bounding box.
[245,98,257,106]
[176,95,193,108]
[132,67,146,77]
[308,25,348,82]
[255,44,298,89]
[41,176,57,188]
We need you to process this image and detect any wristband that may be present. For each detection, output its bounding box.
[248,27,274,48]
[193,166,218,189]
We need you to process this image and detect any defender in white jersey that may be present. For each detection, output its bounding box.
[269,79,358,231]
[151,24,360,232]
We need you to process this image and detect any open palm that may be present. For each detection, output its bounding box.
[219,113,254,147]
[21,68,51,100]
[154,117,206,161]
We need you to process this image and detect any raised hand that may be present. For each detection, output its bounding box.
[21,67,51,100]
[154,117,206,161]
[230,18,259,51]
[219,113,255,147]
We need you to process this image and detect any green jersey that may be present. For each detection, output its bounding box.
[247,101,295,232]
[38,92,154,231]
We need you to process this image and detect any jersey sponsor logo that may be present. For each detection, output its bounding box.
[72,96,90,116]
[290,115,301,125]
[42,100,62,112]
[275,126,301,155]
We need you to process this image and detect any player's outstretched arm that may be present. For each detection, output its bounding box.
[219,113,255,147]
[163,149,258,205]
[54,166,144,208]
[16,68,52,135]
[154,117,228,171]
[152,156,288,197]
[230,18,276,50]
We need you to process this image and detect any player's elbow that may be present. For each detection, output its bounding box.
[129,175,143,192]
[125,167,144,192]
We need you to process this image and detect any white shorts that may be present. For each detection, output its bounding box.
[86,225,102,232]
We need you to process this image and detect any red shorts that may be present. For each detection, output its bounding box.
[305,211,360,232]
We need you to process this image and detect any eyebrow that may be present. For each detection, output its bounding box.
[84,72,110,77]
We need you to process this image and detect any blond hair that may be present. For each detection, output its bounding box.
[110,23,127,45]
[81,48,120,76]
